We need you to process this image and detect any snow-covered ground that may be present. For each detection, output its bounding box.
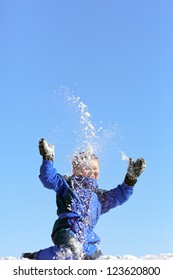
[1,253,173,260]
[99,253,173,260]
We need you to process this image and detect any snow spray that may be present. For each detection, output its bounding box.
[121,151,129,161]
[58,86,128,164]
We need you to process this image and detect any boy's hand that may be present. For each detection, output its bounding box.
[39,138,55,162]
[124,157,146,186]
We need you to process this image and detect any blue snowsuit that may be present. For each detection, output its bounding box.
[34,160,133,260]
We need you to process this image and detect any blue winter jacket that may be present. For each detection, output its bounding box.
[38,160,133,258]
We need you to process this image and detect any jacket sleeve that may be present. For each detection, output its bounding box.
[97,182,134,215]
[39,160,68,196]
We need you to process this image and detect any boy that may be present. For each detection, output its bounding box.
[23,138,146,260]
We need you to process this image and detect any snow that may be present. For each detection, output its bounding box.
[121,151,129,161]
[62,88,119,157]
[99,253,173,260]
[65,91,97,148]
[1,253,173,260]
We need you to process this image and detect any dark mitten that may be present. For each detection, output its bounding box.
[124,157,146,186]
[38,138,55,162]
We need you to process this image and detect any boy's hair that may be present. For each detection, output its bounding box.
[72,151,99,169]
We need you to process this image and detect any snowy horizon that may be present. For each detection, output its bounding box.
[1,253,173,260]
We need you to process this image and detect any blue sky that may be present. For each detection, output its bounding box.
[1,0,173,258]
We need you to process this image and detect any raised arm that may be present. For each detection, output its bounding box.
[97,183,133,214]
[38,138,68,196]
[98,157,146,214]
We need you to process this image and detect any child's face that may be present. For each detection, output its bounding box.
[73,158,99,179]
